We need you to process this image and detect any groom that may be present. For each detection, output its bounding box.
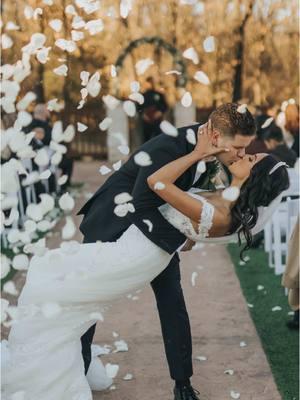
[77,103,256,399]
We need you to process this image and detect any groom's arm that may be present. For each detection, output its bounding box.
[126,141,187,255]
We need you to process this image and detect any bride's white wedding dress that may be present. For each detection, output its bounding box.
[2,192,214,400]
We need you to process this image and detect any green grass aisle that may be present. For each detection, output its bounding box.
[227,244,299,400]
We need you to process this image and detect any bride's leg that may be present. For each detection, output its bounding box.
[151,253,193,381]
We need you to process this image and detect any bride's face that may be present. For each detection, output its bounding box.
[228,153,267,180]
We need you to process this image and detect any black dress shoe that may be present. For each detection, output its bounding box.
[174,385,201,400]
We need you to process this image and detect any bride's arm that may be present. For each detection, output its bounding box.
[147,123,228,224]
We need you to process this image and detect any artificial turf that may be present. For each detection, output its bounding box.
[227,244,299,400]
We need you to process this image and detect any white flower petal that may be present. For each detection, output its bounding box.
[123,100,136,117]
[186,129,196,145]
[113,339,128,352]
[114,192,133,205]
[58,192,75,212]
[49,19,62,32]
[195,355,207,361]
[194,71,210,85]
[57,175,68,185]
[123,373,133,381]
[135,58,154,75]
[203,36,215,52]
[39,169,51,180]
[181,92,193,108]
[272,306,282,312]
[129,92,144,105]
[3,281,18,296]
[191,272,198,287]
[99,165,112,175]
[230,390,240,399]
[222,187,240,202]
[26,204,44,221]
[160,120,178,137]
[261,117,274,129]
[62,216,76,240]
[183,47,199,64]
[153,182,165,190]
[237,104,248,114]
[239,341,247,347]
[99,117,112,131]
[134,151,152,166]
[143,219,153,232]
[130,81,140,92]
[12,254,29,270]
[53,64,68,76]
[77,122,88,132]
[34,148,50,167]
[105,363,119,379]
[85,19,104,35]
[224,369,234,375]
[102,95,120,110]
[118,145,130,155]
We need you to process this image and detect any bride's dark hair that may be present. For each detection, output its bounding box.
[229,155,290,259]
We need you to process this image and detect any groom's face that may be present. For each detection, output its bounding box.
[215,133,255,167]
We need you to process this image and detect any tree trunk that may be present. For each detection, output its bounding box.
[232,0,254,102]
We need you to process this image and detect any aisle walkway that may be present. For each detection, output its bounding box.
[2,160,281,400]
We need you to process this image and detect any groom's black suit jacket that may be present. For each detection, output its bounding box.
[78,123,205,254]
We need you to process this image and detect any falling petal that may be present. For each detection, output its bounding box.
[134,151,152,166]
[160,120,178,137]
[3,281,19,296]
[111,65,117,77]
[77,122,88,132]
[154,182,165,190]
[183,47,199,64]
[58,192,75,212]
[49,19,62,32]
[118,145,130,155]
[85,19,104,35]
[135,58,154,75]
[62,216,76,240]
[129,92,144,104]
[53,64,68,76]
[123,100,136,117]
[186,129,196,145]
[99,117,112,131]
[143,219,153,232]
[239,341,247,347]
[222,187,240,202]
[99,165,112,175]
[257,285,264,291]
[57,175,68,185]
[130,81,140,92]
[203,36,215,52]
[261,117,274,129]
[12,254,29,270]
[114,192,133,205]
[181,92,193,108]
[195,355,207,361]
[165,70,181,75]
[103,95,120,110]
[194,71,210,85]
[237,104,247,114]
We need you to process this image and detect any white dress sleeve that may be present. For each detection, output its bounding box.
[159,193,215,242]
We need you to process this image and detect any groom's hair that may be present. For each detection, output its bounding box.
[209,103,256,137]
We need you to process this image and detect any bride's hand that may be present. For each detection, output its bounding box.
[193,121,229,161]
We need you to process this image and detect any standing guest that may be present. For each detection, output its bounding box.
[139,77,168,143]
[246,101,278,155]
[264,124,297,167]
[285,103,299,157]
[282,219,299,330]
[24,103,52,145]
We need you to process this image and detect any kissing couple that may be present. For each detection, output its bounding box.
[3,103,289,400]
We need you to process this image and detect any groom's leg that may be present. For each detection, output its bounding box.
[81,323,97,374]
[151,253,193,381]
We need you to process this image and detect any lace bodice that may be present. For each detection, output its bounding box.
[159,191,215,242]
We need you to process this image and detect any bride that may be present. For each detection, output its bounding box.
[2,125,289,400]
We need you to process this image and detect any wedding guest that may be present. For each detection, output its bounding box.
[139,77,168,143]
[247,100,278,155]
[282,219,299,330]
[24,103,52,145]
[264,124,297,167]
[285,103,299,157]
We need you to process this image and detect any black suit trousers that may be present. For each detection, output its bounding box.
[80,252,193,381]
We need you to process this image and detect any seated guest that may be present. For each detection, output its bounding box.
[264,124,297,167]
